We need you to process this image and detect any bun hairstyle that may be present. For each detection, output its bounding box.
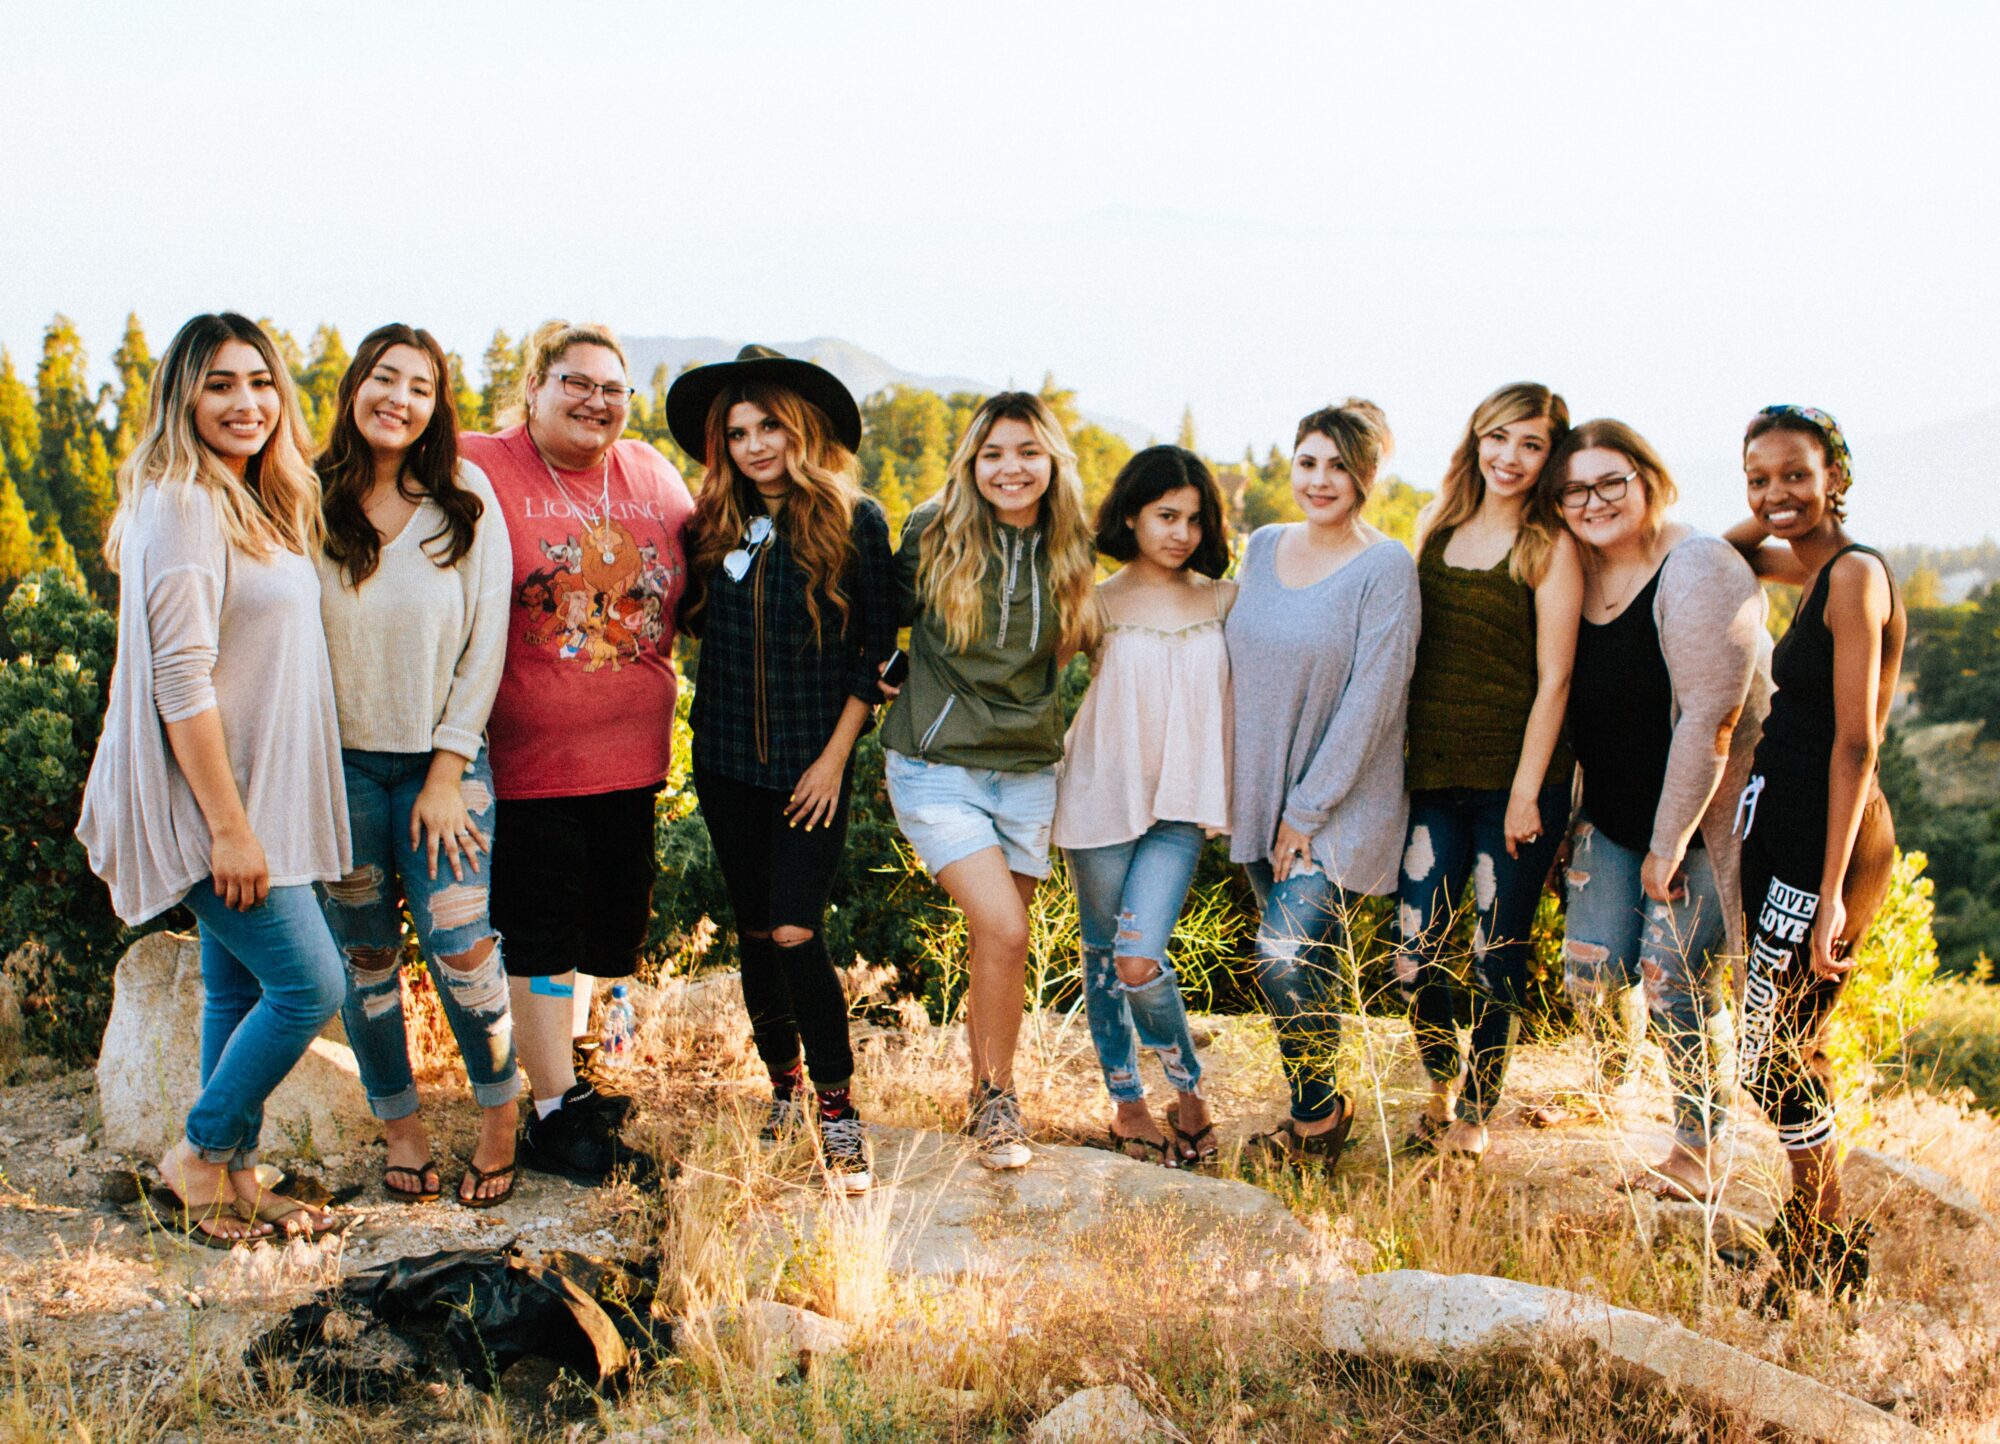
[499,320,628,426]
[1294,397,1393,504]
[319,323,481,586]
[1416,381,1572,587]
[1542,418,1679,546]
[1093,444,1229,577]
[1744,406,1853,522]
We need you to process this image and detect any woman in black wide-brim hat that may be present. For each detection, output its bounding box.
[670,346,895,1194]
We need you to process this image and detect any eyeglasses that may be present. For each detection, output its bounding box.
[556,372,634,406]
[1557,472,1636,511]
[722,515,774,582]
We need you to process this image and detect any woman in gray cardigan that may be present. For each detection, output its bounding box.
[1226,400,1421,1170]
[1541,419,1770,1203]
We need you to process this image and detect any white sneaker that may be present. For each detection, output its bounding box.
[970,1087,1031,1171]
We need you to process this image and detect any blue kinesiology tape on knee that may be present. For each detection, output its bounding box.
[528,975,575,998]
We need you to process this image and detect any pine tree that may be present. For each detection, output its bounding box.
[481,329,523,425]
[34,513,81,585]
[0,350,49,523]
[448,351,485,433]
[872,451,913,540]
[1037,372,1082,434]
[35,318,115,595]
[1176,405,1200,453]
[108,313,153,462]
[0,464,40,586]
[297,325,350,444]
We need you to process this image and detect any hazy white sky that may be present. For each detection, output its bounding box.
[3,1,1995,536]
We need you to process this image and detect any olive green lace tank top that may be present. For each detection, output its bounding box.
[1404,527,1573,793]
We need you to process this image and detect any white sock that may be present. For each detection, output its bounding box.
[571,973,597,1040]
[535,1095,566,1119]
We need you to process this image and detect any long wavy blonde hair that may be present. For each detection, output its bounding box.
[1413,381,1570,586]
[681,381,859,641]
[916,391,1099,656]
[105,312,320,571]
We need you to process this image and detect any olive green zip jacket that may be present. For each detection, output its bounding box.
[878,499,1066,771]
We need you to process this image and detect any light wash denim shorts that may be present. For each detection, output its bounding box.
[883,749,1059,879]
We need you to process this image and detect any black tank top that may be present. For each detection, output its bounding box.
[1569,567,1689,854]
[1754,543,1901,792]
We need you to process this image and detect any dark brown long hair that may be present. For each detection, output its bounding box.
[680,381,858,640]
[319,323,480,586]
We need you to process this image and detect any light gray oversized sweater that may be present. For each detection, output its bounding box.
[1638,532,1774,959]
[78,482,351,924]
[1226,527,1421,895]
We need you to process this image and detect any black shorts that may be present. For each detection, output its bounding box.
[489,784,661,978]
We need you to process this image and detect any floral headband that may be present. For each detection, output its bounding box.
[1755,403,1853,486]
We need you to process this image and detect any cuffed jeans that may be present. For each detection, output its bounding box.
[318,750,519,1120]
[182,882,346,1169]
[1065,821,1207,1104]
[1243,859,1352,1123]
[1395,781,1569,1124]
[1560,818,1731,1151]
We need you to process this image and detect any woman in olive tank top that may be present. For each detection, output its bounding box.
[1724,405,1905,1298]
[1395,382,1582,1161]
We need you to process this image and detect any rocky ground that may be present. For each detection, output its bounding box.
[4,940,1999,1439]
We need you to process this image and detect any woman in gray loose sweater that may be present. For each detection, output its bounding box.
[1544,419,1769,1204]
[1226,399,1421,1171]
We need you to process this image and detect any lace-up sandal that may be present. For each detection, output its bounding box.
[143,1182,274,1250]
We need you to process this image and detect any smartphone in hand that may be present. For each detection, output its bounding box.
[880,649,910,688]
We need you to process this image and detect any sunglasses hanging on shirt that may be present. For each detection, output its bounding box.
[723,515,775,583]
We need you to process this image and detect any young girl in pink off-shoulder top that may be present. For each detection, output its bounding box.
[1053,447,1234,1167]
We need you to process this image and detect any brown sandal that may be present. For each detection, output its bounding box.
[236,1191,352,1242]
[457,1158,519,1209]
[1102,1126,1178,1168]
[383,1160,441,1203]
[1247,1094,1355,1174]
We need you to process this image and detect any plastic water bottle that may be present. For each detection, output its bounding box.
[601,985,635,1068]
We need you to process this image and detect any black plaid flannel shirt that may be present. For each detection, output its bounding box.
[687,497,898,790]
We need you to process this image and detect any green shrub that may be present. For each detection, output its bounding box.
[1905,963,2000,1110]
[1834,848,1942,1104]
[0,568,151,1061]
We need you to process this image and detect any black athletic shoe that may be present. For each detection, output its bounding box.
[817,1112,873,1194]
[570,1044,636,1123]
[1740,1192,1874,1313]
[520,1085,653,1185]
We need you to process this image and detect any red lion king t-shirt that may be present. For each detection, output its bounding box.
[462,427,693,800]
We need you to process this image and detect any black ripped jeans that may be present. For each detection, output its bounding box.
[693,766,856,1089]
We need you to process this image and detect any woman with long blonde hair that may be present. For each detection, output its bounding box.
[79,312,350,1245]
[669,347,896,1194]
[1394,382,1581,1161]
[880,391,1098,1169]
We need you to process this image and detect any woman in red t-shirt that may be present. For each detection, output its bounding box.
[463,321,693,1183]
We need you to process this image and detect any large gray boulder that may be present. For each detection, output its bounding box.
[1321,1269,1917,1443]
[1028,1384,1163,1443]
[786,1123,1318,1290]
[96,932,374,1158]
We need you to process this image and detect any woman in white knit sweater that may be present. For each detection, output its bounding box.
[314,324,519,1208]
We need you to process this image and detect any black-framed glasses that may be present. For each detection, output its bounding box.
[1557,472,1636,511]
[557,372,634,406]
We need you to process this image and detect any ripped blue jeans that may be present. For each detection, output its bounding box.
[1065,822,1207,1104]
[1561,818,1731,1150]
[1243,859,1353,1123]
[1395,782,1569,1124]
[317,750,519,1120]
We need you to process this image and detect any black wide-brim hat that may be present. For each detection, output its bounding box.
[665,344,864,462]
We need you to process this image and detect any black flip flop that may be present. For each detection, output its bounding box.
[1165,1101,1220,1166]
[456,1158,519,1209]
[1103,1126,1178,1168]
[383,1160,441,1204]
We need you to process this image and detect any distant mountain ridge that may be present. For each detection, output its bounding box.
[619,333,1161,449]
